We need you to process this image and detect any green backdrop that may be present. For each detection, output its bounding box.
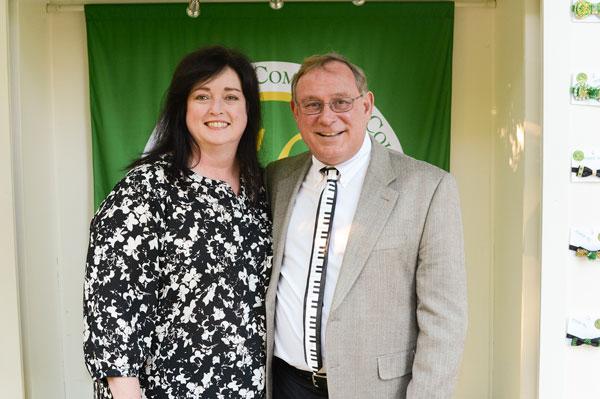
[85,2,454,209]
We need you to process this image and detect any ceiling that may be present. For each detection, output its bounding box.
[47,0,496,8]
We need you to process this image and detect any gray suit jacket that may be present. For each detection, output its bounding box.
[264,137,467,399]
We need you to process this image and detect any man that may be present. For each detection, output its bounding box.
[264,53,467,399]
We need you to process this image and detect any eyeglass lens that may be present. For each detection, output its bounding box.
[300,94,363,115]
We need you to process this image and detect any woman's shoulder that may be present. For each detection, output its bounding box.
[95,156,174,216]
[124,154,173,186]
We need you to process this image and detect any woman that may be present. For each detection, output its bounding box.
[83,46,272,399]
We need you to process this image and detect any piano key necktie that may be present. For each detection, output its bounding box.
[303,166,340,375]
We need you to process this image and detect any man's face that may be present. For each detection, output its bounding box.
[291,61,374,166]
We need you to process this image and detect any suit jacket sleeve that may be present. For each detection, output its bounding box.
[406,173,468,399]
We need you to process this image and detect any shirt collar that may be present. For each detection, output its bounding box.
[308,133,372,188]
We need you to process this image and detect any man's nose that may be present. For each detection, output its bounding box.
[316,104,337,125]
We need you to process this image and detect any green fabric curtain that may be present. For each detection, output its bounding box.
[85,2,454,209]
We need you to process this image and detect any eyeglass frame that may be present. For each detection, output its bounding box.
[295,93,365,115]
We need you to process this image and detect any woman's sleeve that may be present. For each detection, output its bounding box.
[83,171,163,384]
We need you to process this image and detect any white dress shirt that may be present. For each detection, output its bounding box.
[274,133,372,372]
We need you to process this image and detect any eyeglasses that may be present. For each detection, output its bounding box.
[297,94,364,115]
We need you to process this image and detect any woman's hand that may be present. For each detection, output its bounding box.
[107,377,141,399]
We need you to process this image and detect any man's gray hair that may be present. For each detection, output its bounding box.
[291,53,369,102]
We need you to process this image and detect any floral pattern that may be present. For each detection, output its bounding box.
[83,156,272,399]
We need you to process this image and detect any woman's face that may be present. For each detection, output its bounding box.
[186,67,248,154]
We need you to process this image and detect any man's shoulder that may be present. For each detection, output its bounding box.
[375,144,450,183]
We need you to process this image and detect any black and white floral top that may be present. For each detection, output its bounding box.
[83,156,272,399]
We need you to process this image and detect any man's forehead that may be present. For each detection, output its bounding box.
[297,92,354,101]
[296,62,358,97]
[300,61,351,80]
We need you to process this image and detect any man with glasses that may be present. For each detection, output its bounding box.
[264,53,467,399]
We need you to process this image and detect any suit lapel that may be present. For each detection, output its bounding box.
[266,153,312,311]
[330,138,399,312]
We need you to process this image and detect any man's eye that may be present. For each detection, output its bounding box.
[333,98,350,106]
[304,102,322,110]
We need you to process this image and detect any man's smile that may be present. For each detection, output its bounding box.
[317,130,344,137]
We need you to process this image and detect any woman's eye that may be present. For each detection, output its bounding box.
[225,95,239,102]
[195,94,210,101]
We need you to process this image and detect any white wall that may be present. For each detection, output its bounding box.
[8,2,497,398]
[451,7,494,399]
[540,1,600,398]
[9,0,76,397]
[0,0,25,396]
[491,0,541,397]
[50,9,95,396]
[563,20,600,399]
[9,0,63,394]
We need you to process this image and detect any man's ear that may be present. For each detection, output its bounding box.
[290,100,300,121]
[363,91,374,117]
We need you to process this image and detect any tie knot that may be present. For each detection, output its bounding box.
[320,166,340,181]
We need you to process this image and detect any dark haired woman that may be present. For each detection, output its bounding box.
[83,46,272,399]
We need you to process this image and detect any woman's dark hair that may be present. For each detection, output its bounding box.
[130,45,263,202]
